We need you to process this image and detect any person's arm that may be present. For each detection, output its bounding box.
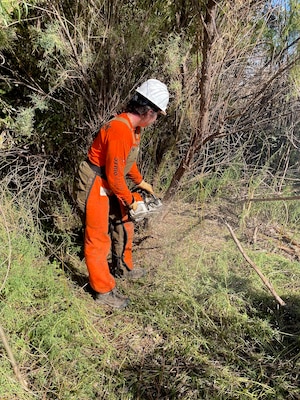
[126,162,154,194]
[126,162,143,185]
[105,128,135,207]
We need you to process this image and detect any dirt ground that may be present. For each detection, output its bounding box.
[66,198,300,296]
[133,198,300,275]
[133,200,233,270]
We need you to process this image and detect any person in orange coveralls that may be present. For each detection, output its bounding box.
[82,79,169,309]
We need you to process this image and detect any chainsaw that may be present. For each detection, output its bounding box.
[129,189,163,222]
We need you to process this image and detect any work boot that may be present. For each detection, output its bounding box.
[126,267,147,280]
[94,288,129,309]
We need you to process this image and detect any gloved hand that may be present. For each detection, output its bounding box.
[137,180,154,194]
[129,201,138,211]
[129,192,143,212]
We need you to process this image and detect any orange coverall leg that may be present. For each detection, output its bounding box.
[84,175,115,293]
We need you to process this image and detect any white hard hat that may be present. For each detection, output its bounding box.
[136,79,169,115]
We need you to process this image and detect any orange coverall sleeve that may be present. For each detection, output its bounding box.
[126,161,143,185]
[105,126,138,206]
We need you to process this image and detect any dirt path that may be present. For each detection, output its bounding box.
[133,201,230,271]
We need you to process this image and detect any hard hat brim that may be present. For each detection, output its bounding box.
[135,92,166,115]
[135,79,169,115]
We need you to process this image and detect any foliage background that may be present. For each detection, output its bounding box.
[0,0,298,198]
[0,0,300,399]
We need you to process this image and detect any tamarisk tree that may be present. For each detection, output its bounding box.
[163,0,300,201]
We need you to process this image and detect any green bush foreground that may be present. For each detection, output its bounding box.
[0,189,300,400]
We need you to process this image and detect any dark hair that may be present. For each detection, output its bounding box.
[124,93,160,115]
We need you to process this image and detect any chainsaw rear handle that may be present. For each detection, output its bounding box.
[128,201,149,221]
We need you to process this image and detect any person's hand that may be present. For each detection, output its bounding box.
[137,180,154,194]
[129,201,138,211]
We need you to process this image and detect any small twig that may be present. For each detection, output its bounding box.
[0,324,28,390]
[0,203,12,292]
[252,226,258,245]
[225,222,286,307]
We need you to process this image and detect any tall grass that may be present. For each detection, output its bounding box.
[1,172,300,399]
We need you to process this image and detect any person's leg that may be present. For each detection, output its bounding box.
[109,196,145,279]
[84,176,115,293]
[119,213,146,279]
[109,195,128,276]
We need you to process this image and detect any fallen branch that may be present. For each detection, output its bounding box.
[273,226,300,248]
[0,324,28,390]
[277,245,300,260]
[225,222,286,307]
[239,195,300,203]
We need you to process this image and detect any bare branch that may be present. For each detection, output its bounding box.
[0,325,28,390]
[0,203,12,293]
[225,221,286,307]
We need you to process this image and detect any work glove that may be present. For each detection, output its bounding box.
[137,180,154,194]
[129,201,138,212]
[129,192,143,212]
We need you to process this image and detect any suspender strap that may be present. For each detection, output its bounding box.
[112,116,140,144]
[112,116,132,129]
[86,159,107,180]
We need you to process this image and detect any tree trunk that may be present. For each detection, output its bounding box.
[164,0,218,201]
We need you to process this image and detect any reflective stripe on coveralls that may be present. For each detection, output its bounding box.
[84,114,142,293]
